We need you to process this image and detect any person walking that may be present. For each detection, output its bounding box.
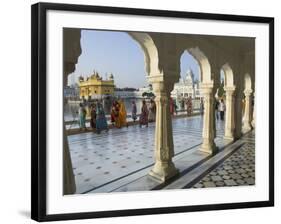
[139,100,149,127]
[110,101,119,126]
[215,99,220,120]
[219,99,226,120]
[174,100,178,115]
[131,101,137,123]
[96,102,108,134]
[186,96,193,116]
[78,103,87,131]
[116,99,128,128]
[200,98,204,115]
[90,103,97,131]
[148,99,156,122]
[180,99,185,111]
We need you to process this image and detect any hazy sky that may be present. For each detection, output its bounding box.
[68,29,199,88]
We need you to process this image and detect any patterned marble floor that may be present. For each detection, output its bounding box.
[191,131,255,188]
[68,115,227,193]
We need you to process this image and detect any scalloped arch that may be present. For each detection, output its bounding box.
[180,47,212,84]
[221,63,235,87]
[127,32,160,76]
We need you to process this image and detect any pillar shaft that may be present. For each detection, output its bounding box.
[243,90,253,132]
[224,87,235,140]
[63,69,76,194]
[234,93,243,139]
[149,81,178,182]
[62,29,81,194]
[251,92,255,128]
[200,85,217,155]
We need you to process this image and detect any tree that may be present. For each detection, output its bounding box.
[142,92,155,98]
[218,80,225,98]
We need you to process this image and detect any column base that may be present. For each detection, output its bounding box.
[149,161,179,183]
[242,124,252,133]
[63,136,76,195]
[224,135,234,141]
[251,120,255,128]
[199,141,218,155]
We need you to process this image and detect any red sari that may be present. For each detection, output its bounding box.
[110,102,119,125]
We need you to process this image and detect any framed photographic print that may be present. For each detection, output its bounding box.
[31,2,274,222]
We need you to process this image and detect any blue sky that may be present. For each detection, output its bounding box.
[68,30,199,88]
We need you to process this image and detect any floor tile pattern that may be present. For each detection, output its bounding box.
[192,132,255,188]
[68,116,226,193]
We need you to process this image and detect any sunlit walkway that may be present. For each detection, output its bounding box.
[68,115,229,193]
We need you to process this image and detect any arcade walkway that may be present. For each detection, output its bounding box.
[68,115,255,194]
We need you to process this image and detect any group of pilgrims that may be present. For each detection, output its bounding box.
[78,101,109,134]
[77,96,199,133]
[78,98,157,134]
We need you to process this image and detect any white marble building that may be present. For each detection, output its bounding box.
[134,85,153,98]
[171,69,201,99]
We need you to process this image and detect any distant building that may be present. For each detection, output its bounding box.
[64,83,80,100]
[134,84,153,98]
[79,72,115,100]
[115,87,137,98]
[171,69,201,99]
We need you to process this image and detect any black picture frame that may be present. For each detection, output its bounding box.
[31,2,274,222]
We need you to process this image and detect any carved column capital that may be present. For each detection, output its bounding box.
[148,72,178,94]
[224,86,236,93]
[244,89,253,97]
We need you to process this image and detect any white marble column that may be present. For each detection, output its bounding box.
[63,28,81,194]
[63,77,76,195]
[199,84,218,155]
[251,92,255,128]
[224,87,236,140]
[233,91,243,139]
[149,80,179,182]
[243,89,253,132]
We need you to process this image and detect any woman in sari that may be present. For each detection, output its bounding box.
[148,99,156,122]
[90,103,97,130]
[116,99,128,128]
[110,101,119,126]
[139,100,149,127]
[78,103,87,131]
[96,102,108,134]
[186,96,193,116]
